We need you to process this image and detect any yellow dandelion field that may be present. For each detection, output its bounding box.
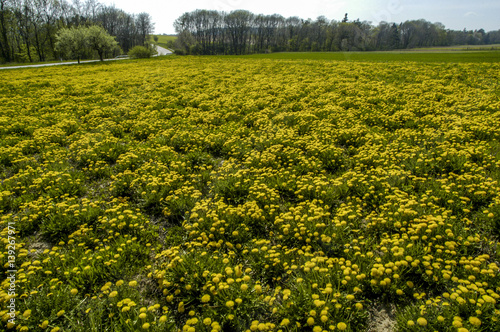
[0,55,500,331]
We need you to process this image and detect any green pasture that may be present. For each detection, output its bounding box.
[238,50,500,63]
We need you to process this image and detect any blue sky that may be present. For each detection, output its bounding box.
[103,0,500,34]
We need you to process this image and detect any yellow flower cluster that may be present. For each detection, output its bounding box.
[0,56,499,331]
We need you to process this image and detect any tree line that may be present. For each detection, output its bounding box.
[173,9,500,55]
[0,0,154,63]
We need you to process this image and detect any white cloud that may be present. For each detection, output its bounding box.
[464,11,479,17]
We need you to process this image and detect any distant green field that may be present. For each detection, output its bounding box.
[152,34,177,49]
[408,44,500,51]
[153,35,177,43]
[237,51,500,63]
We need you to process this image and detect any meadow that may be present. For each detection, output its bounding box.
[239,51,500,63]
[152,35,177,50]
[0,54,499,331]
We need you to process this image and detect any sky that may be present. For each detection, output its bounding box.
[101,0,500,35]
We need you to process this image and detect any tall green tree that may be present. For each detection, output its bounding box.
[86,25,119,61]
[224,10,253,55]
[56,25,118,63]
[0,0,12,62]
[55,26,88,63]
[1,1,155,63]
[135,12,154,46]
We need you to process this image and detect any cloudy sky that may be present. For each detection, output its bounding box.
[101,0,500,34]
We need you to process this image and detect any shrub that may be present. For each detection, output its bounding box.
[128,46,155,59]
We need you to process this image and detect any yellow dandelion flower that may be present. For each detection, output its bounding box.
[280,319,290,326]
[254,285,262,293]
[468,317,481,326]
[483,295,496,304]
[417,317,427,326]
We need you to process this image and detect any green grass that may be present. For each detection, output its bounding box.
[0,59,86,68]
[237,50,500,63]
[152,34,177,49]
[408,44,500,51]
[153,35,177,43]
[6,48,496,69]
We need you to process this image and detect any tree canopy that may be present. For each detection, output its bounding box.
[56,25,119,62]
[55,26,89,64]
[87,25,119,61]
[0,0,154,63]
[173,9,500,55]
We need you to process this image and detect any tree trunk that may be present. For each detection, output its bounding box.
[47,29,57,60]
[22,32,33,62]
[0,0,11,62]
[33,25,44,61]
